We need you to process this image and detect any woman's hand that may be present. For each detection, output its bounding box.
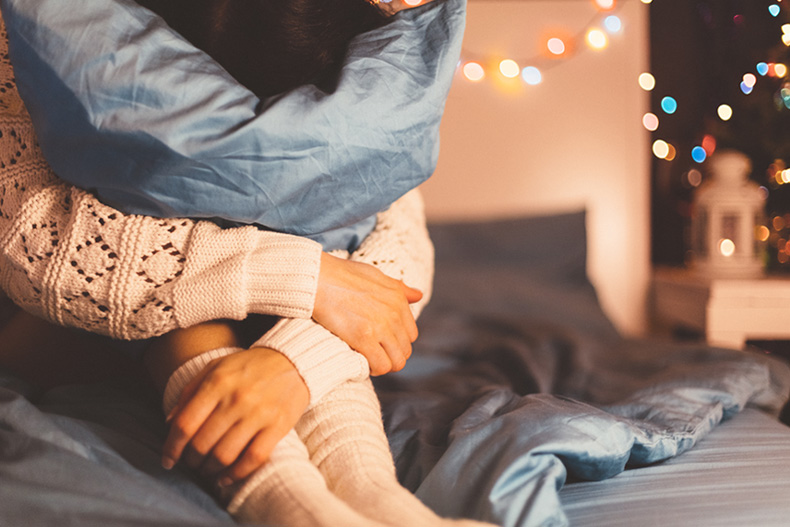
[161,347,309,486]
[313,252,422,376]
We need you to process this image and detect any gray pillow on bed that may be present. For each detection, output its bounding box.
[426,211,618,338]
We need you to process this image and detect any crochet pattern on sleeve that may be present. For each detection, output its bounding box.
[0,19,188,339]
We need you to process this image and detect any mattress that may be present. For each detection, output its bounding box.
[560,408,790,526]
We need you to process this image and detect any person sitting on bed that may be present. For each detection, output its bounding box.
[0,0,490,526]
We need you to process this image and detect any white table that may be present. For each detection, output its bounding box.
[652,267,790,349]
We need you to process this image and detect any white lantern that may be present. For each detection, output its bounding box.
[690,150,766,278]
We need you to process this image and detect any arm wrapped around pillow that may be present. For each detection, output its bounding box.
[1,0,466,251]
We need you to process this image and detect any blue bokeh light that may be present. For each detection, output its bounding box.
[604,16,622,33]
[756,62,769,76]
[691,146,707,163]
[740,81,753,95]
[769,4,781,17]
[661,96,677,114]
[521,66,542,85]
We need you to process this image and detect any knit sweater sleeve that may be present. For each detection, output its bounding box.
[254,188,434,405]
[0,31,321,340]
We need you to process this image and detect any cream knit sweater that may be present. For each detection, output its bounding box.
[0,18,434,404]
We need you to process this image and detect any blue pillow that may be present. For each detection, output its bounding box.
[2,0,466,251]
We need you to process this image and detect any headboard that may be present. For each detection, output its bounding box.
[421,0,651,336]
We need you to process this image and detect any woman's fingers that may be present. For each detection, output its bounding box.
[218,427,284,485]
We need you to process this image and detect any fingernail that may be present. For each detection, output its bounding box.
[217,477,233,488]
[162,456,176,470]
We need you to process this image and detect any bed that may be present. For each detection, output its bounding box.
[3,0,790,525]
[2,210,790,527]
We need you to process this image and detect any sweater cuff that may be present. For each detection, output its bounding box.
[245,233,322,319]
[253,318,370,406]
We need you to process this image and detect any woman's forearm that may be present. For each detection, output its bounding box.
[255,189,434,406]
[0,111,322,340]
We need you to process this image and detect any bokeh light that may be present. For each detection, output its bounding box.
[757,62,769,76]
[638,72,656,91]
[775,64,788,78]
[719,239,736,257]
[758,225,771,242]
[701,134,717,155]
[691,146,707,163]
[740,81,754,95]
[742,73,757,88]
[499,59,520,78]
[547,38,566,56]
[687,169,703,187]
[652,139,670,159]
[661,96,677,114]
[665,144,677,161]
[642,112,659,131]
[586,29,608,50]
[717,104,733,121]
[521,66,542,85]
[462,62,485,82]
[594,0,615,10]
[769,4,781,17]
[604,15,622,33]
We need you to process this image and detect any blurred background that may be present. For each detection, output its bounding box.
[649,0,790,270]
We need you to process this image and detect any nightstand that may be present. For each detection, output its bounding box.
[652,267,790,349]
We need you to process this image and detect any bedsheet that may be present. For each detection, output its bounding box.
[1,212,789,526]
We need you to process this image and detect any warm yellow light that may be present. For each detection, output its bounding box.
[462,62,485,82]
[783,169,790,184]
[717,104,733,121]
[594,0,615,10]
[638,72,656,91]
[547,38,566,56]
[499,59,520,78]
[404,0,422,6]
[757,225,770,242]
[665,144,677,161]
[773,215,786,231]
[719,238,736,257]
[586,29,608,50]
[652,139,669,159]
[640,0,652,3]
[775,63,788,77]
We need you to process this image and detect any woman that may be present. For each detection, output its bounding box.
[0,0,491,525]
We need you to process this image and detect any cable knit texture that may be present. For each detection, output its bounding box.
[0,11,434,404]
[0,17,321,340]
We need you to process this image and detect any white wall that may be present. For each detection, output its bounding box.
[421,0,651,336]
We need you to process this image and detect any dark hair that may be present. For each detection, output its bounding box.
[135,0,387,97]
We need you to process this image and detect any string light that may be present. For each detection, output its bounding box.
[586,28,609,50]
[638,72,656,91]
[717,104,733,121]
[604,15,622,33]
[462,62,485,82]
[653,139,670,159]
[757,62,770,76]
[691,146,707,163]
[458,0,629,88]
[661,96,678,114]
[521,66,542,85]
[499,59,520,78]
[642,112,659,131]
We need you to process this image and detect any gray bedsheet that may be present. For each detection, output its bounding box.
[1,212,789,527]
